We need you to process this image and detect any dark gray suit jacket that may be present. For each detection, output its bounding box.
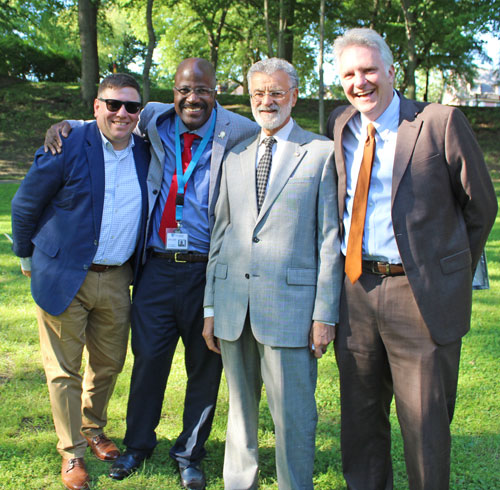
[327,94,497,344]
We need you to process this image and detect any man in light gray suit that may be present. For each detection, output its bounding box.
[203,58,342,490]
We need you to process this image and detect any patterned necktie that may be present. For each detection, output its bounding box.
[345,123,376,284]
[256,136,276,212]
[159,132,199,243]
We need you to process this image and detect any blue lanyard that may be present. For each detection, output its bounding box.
[174,115,216,223]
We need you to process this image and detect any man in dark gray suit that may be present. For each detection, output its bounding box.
[326,28,497,490]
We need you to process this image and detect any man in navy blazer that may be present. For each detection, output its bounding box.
[43,59,258,489]
[11,74,150,490]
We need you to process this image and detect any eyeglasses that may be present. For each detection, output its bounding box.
[174,86,216,97]
[250,87,296,101]
[98,98,142,114]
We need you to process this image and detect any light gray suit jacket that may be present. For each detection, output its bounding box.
[136,101,259,260]
[204,122,343,348]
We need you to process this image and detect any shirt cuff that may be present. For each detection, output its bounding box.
[20,257,32,272]
[204,307,214,318]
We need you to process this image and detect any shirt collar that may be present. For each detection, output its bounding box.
[177,107,217,138]
[360,90,400,135]
[259,117,294,145]
[99,130,135,152]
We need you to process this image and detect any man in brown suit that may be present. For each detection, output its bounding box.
[326,28,497,490]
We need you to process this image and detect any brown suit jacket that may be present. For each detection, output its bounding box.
[326,93,497,344]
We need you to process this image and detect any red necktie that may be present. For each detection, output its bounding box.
[345,123,376,284]
[159,132,199,243]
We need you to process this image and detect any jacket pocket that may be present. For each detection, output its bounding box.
[32,234,60,258]
[286,268,317,285]
[214,263,228,279]
[440,249,471,274]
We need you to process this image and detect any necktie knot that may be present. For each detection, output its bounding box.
[263,136,276,150]
[183,132,199,148]
[366,123,376,140]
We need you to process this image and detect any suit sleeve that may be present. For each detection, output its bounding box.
[204,154,231,307]
[444,108,497,271]
[313,148,343,323]
[11,148,66,258]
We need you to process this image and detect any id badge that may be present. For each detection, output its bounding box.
[166,228,189,251]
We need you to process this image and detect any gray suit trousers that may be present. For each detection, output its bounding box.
[221,318,318,490]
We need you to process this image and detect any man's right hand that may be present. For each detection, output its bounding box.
[44,121,72,155]
[21,268,31,278]
[202,316,221,354]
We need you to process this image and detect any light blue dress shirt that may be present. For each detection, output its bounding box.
[342,91,401,263]
[92,132,142,265]
[148,110,216,253]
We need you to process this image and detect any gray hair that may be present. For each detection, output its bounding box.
[247,58,299,89]
[334,28,393,73]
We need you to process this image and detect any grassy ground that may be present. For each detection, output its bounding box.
[0,81,499,489]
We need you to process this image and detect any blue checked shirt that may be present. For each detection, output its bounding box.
[92,132,142,265]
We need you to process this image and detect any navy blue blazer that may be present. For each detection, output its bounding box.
[11,121,150,316]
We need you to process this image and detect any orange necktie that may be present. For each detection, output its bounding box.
[345,123,376,284]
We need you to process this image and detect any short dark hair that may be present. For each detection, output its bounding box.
[97,73,141,99]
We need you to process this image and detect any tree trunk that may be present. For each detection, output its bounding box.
[264,0,274,57]
[78,0,99,106]
[400,0,417,99]
[278,0,295,62]
[207,6,229,70]
[143,0,156,104]
[318,0,325,134]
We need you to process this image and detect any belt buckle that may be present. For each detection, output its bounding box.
[174,252,187,263]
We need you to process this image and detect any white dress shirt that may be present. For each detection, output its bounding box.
[342,91,402,263]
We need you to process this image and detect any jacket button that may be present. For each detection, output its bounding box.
[245,273,250,279]
[153,189,158,195]
[94,240,98,246]
[252,237,260,243]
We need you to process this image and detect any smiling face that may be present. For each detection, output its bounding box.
[94,86,141,150]
[174,59,217,130]
[249,70,298,135]
[339,44,395,121]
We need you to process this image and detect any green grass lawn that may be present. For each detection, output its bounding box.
[0,81,499,489]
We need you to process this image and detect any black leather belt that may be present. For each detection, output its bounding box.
[362,260,405,276]
[151,251,209,263]
[89,263,121,272]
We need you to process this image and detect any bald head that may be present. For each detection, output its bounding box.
[173,58,217,130]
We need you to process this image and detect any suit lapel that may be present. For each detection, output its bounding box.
[210,103,231,209]
[334,107,357,224]
[239,134,260,221]
[392,95,422,205]
[86,123,106,240]
[257,123,308,223]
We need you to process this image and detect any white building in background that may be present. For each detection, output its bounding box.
[442,68,500,106]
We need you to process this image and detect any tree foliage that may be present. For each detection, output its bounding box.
[1,0,498,101]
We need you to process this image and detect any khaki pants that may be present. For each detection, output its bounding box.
[36,264,132,459]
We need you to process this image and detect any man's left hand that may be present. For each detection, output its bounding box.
[309,321,336,359]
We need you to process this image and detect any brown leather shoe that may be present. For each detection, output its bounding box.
[85,433,120,461]
[61,458,89,490]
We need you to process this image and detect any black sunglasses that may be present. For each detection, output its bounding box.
[98,98,142,114]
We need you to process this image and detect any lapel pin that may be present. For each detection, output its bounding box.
[294,150,300,157]
[218,131,226,139]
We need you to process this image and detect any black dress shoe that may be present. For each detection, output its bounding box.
[178,462,206,489]
[109,450,149,480]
